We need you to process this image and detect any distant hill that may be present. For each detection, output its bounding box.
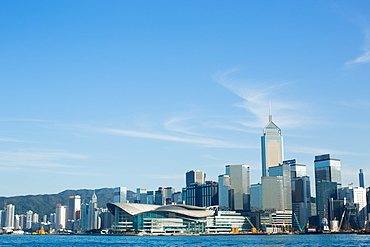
[0,188,136,217]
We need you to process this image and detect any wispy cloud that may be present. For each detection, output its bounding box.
[0,149,88,169]
[90,126,252,148]
[346,29,370,65]
[164,117,206,136]
[214,69,307,129]
[0,118,52,122]
[344,11,370,66]
[0,137,35,143]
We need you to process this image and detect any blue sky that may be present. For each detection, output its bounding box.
[1,1,370,196]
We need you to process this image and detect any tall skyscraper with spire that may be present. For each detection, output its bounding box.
[261,114,284,176]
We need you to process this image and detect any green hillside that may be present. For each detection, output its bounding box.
[0,188,136,217]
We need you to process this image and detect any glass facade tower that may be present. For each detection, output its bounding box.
[314,154,341,225]
[261,115,284,176]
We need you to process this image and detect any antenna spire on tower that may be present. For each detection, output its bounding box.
[269,101,272,122]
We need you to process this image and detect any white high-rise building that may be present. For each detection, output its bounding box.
[225,164,250,211]
[26,210,33,229]
[55,204,67,230]
[5,204,15,229]
[68,195,81,221]
[113,187,127,203]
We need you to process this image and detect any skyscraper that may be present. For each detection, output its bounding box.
[186,170,206,187]
[218,174,232,210]
[113,187,127,203]
[226,164,250,211]
[262,163,292,212]
[314,154,342,224]
[68,195,81,221]
[261,115,284,176]
[55,204,67,230]
[88,192,99,230]
[359,169,365,188]
[5,204,15,229]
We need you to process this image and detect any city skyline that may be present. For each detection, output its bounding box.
[1,1,370,196]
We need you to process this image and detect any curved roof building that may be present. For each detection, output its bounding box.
[107,203,214,233]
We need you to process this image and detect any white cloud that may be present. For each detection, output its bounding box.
[345,23,370,65]
[214,69,307,129]
[91,127,253,149]
[0,149,88,169]
[0,137,34,143]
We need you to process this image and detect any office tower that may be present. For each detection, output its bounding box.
[136,188,148,204]
[173,191,183,204]
[147,191,155,204]
[359,169,365,188]
[218,174,232,210]
[185,183,201,206]
[163,187,175,205]
[88,192,99,230]
[55,204,67,230]
[79,203,88,231]
[226,164,250,211]
[314,154,341,225]
[68,195,81,221]
[186,170,206,187]
[261,114,284,176]
[292,176,311,229]
[250,183,262,212]
[283,159,307,178]
[26,210,33,229]
[113,187,127,203]
[5,204,15,229]
[200,181,218,207]
[155,187,164,205]
[262,163,292,211]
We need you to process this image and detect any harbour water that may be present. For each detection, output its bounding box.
[0,234,369,247]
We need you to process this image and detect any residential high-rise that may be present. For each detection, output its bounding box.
[26,210,33,229]
[55,204,67,230]
[113,187,127,203]
[314,154,342,224]
[261,115,284,176]
[5,204,15,229]
[226,164,250,211]
[68,195,81,221]
[186,170,206,187]
[359,169,365,188]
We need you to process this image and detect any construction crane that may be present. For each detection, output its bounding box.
[245,217,258,232]
[293,213,305,232]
